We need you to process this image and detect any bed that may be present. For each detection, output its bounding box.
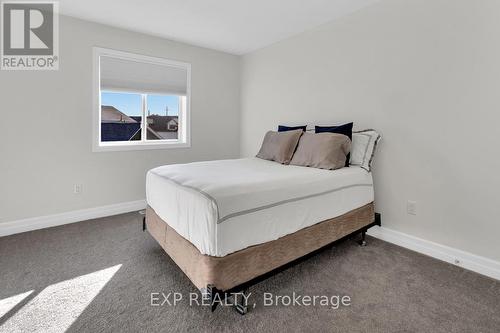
[145,157,379,313]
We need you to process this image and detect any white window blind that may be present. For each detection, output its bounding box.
[100,56,188,95]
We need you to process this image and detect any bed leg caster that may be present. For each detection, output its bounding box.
[203,284,220,312]
[235,302,248,315]
[358,230,367,247]
[142,216,146,231]
[234,288,249,315]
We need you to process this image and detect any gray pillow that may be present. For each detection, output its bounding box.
[290,132,351,170]
[256,129,303,164]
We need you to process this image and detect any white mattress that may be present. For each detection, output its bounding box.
[146,158,374,257]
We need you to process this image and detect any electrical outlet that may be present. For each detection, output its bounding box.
[73,184,83,194]
[407,200,417,215]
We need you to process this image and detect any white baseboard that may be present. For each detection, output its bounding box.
[0,200,147,237]
[368,226,500,281]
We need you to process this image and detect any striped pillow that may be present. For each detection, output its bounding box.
[350,129,381,171]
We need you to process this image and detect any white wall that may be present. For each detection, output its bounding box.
[241,0,500,262]
[0,16,240,222]
[2,0,499,265]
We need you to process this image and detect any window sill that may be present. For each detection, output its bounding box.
[93,141,190,152]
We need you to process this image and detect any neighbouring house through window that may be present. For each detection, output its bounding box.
[93,47,191,151]
[100,92,186,142]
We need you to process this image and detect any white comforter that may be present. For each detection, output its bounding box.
[146,158,373,256]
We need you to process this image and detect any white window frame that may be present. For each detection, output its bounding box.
[92,47,191,152]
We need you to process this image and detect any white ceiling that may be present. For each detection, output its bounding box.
[59,0,380,55]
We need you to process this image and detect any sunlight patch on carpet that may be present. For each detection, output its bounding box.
[0,290,34,319]
[0,265,121,333]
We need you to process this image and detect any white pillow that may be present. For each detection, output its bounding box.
[350,129,381,171]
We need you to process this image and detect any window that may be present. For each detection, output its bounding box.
[93,48,191,151]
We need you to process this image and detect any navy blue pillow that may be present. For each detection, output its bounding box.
[315,122,353,166]
[278,125,307,132]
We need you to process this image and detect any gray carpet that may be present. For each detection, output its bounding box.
[0,212,499,333]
